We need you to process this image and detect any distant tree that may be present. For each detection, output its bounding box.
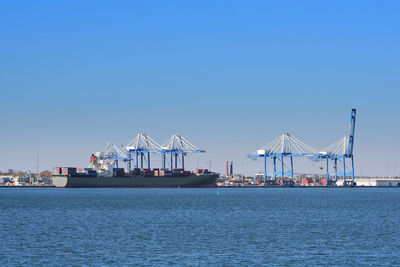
[14,170,25,176]
[40,170,52,177]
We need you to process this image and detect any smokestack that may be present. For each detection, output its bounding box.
[230,161,233,176]
[225,161,229,177]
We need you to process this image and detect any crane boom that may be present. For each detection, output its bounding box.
[346,109,356,157]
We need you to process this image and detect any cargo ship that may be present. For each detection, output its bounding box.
[52,133,218,188]
[52,167,218,188]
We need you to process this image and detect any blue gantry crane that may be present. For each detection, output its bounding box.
[98,133,204,172]
[160,134,205,170]
[249,109,357,186]
[125,133,162,170]
[249,133,319,185]
[318,109,356,186]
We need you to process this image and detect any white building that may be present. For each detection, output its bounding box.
[354,178,400,187]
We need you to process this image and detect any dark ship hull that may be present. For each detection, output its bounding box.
[52,173,218,188]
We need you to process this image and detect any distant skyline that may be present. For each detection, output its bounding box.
[1,1,399,176]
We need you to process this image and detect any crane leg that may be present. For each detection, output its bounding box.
[334,158,338,183]
[343,155,346,186]
[351,155,355,182]
[281,154,284,185]
[326,157,329,185]
[290,156,293,182]
[264,154,267,184]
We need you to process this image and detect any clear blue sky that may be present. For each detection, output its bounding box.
[0,0,399,176]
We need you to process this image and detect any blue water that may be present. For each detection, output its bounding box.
[1,188,399,266]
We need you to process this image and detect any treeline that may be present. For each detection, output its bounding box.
[0,169,26,176]
[0,169,52,177]
[40,170,52,177]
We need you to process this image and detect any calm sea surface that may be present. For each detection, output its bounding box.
[0,188,399,266]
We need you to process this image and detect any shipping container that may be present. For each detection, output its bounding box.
[53,167,62,175]
[163,171,172,177]
[61,167,77,175]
